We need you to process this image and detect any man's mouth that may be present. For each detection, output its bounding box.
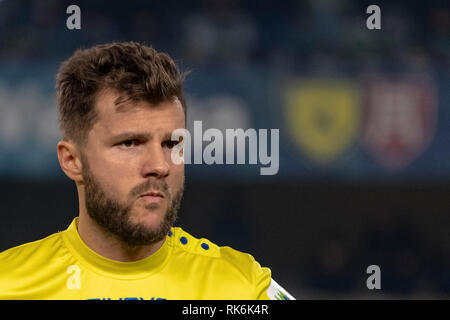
[139,190,165,204]
[140,190,164,197]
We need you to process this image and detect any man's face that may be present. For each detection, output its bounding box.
[80,90,185,247]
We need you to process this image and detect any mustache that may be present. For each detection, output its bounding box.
[130,179,170,198]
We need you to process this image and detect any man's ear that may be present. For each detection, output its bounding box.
[57,140,84,182]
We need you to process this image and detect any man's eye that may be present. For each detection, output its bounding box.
[121,140,140,148]
[164,140,180,149]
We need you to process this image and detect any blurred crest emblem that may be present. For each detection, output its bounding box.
[360,75,437,169]
[284,79,360,164]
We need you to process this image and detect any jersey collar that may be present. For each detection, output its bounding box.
[61,217,171,279]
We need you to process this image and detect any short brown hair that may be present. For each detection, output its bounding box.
[56,41,188,145]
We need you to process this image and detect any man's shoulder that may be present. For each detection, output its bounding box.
[0,230,73,299]
[0,231,65,270]
[168,227,269,281]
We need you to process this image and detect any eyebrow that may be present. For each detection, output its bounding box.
[110,131,178,143]
[110,132,151,142]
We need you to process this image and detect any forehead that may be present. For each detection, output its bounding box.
[92,90,185,135]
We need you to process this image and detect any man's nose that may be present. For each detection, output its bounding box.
[141,143,170,178]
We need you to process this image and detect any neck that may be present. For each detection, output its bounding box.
[77,211,164,262]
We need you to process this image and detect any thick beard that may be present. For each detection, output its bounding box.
[81,159,184,248]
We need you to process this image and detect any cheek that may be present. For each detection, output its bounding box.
[169,163,184,190]
[90,155,137,198]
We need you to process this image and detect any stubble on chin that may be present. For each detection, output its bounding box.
[80,155,184,247]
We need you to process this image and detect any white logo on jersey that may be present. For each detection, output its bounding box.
[266,278,295,300]
[66,265,81,290]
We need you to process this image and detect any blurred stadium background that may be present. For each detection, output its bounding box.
[0,0,449,298]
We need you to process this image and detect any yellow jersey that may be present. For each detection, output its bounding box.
[0,218,294,300]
